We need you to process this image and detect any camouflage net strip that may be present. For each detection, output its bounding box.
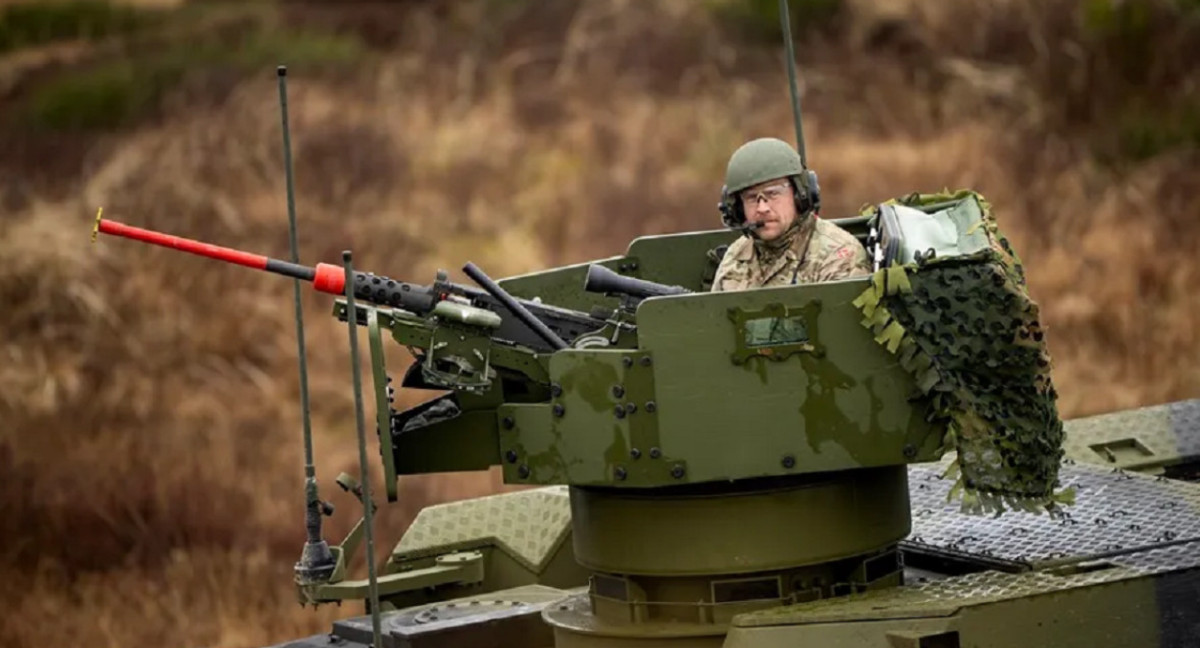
[852,189,1074,516]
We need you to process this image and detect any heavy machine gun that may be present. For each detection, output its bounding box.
[94,218,600,354]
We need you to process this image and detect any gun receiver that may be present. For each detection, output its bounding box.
[95,218,603,352]
[584,263,691,308]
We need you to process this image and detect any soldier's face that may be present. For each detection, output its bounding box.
[739,179,796,240]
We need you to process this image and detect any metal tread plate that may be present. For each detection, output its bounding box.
[735,460,1200,628]
[392,486,572,573]
[904,456,1200,572]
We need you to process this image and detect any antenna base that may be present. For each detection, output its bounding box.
[295,540,337,585]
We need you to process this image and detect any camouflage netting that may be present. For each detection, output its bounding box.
[852,189,1074,516]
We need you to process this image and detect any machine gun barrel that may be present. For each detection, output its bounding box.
[95,218,604,351]
[95,218,431,306]
[584,264,692,303]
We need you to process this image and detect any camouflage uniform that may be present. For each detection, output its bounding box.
[711,214,871,292]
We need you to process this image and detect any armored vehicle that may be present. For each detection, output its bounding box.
[89,2,1200,646]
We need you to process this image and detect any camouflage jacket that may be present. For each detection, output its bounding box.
[710,216,872,292]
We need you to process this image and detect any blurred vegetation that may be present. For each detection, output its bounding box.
[1116,103,1200,162]
[6,3,365,131]
[0,1,154,53]
[5,0,1198,161]
[1077,0,1200,160]
[704,0,843,40]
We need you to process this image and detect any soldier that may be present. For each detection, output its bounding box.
[711,138,871,292]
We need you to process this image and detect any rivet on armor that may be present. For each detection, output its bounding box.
[518,464,530,479]
[671,464,685,479]
[625,402,636,414]
[612,385,625,398]
[640,356,652,367]
[502,416,515,430]
[650,447,662,459]
[550,383,563,397]
[623,356,634,368]
[630,448,642,459]
[645,401,657,413]
[615,466,627,481]
[614,405,626,419]
[903,444,918,459]
[782,455,796,469]
[553,403,565,417]
[505,450,518,464]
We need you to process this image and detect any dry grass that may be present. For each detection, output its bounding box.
[1,1,1198,646]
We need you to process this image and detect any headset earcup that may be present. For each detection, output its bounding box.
[792,171,821,216]
[718,184,744,228]
[805,170,821,214]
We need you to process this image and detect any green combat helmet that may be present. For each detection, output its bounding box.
[718,137,820,229]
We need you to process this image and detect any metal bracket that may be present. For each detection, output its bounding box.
[421,301,498,394]
[368,309,398,503]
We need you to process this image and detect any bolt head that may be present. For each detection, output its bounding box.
[630,448,642,459]
[650,447,661,459]
[671,464,685,479]
[782,455,796,469]
[502,416,515,430]
[550,383,563,397]
[615,466,627,480]
[624,402,636,414]
[505,450,518,464]
[518,464,530,479]
[553,403,565,417]
[611,385,625,398]
[614,405,626,419]
[645,400,657,413]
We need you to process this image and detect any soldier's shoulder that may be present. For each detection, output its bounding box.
[722,235,755,262]
[811,218,867,256]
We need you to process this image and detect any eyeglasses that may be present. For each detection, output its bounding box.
[740,182,792,208]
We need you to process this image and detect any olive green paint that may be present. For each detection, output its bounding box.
[726,568,1177,648]
[498,403,577,484]
[367,309,398,502]
[568,467,910,576]
[632,279,942,484]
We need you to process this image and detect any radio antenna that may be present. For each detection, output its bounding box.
[280,66,336,588]
[778,0,808,170]
[343,250,384,648]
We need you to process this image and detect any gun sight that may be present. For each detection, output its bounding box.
[584,264,691,303]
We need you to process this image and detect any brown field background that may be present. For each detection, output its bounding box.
[1,0,1198,646]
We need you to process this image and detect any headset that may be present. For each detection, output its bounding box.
[718,169,821,234]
